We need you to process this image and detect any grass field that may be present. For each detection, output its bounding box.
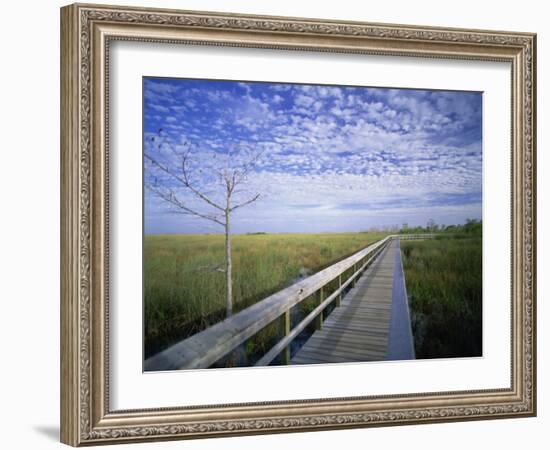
[144,232,387,359]
[401,233,482,359]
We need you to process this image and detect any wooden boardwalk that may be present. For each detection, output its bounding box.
[291,239,401,365]
[145,235,420,371]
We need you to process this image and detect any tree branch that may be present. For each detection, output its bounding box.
[145,184,225,226]
[145,151,225,212]
[232,147,266,188]
[230,193,260,212]
[146,131,263,228]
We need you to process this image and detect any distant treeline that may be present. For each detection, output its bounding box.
[399,218,482,236]
[359,219,482,235]
[244,220,483,237]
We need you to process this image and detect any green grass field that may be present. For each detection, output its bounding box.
[401,233,482,359]
[144,232,388,359]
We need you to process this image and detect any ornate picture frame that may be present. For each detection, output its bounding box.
[60,3,536,446]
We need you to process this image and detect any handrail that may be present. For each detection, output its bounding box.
[255,241,387,366]
[144,235,393,371]
[399,233,436,240]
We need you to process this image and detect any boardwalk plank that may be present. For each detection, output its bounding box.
[291,240,398,365]
[303,337,387,354]
[295,345,385,362]
[306,332,387,347]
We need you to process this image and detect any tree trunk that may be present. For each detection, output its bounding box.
[225,208,233,317]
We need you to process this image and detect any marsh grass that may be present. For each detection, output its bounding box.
[144,232,387,359]
[401,235,482,359]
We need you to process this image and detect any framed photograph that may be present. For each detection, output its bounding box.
[60,3,536,446]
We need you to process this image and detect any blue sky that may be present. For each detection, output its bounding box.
[143,77,482,234]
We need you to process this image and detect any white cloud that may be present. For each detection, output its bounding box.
[144,79,482,233]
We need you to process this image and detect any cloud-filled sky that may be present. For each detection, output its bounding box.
[143,77,482,234]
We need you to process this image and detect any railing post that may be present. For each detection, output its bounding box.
[281,309,291,364]
[336,274,342,307]
[315,287,324,330]
[352,263,357,287]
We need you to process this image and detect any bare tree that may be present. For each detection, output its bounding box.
[145,129,262,317]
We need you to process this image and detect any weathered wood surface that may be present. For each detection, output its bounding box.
[291,240,398,365]
[399,233,435,240]
[144,236,392,371]
[254,241,388,367]
[386,240,415,360]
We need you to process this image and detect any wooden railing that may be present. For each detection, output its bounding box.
[144,236,391,370]
[144,234,433,371]
[399,233,436,240]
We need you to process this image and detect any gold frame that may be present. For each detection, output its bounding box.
[60,2,537,446]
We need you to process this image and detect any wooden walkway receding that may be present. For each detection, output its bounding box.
[291,240,399,365]
[145,235,423,371]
